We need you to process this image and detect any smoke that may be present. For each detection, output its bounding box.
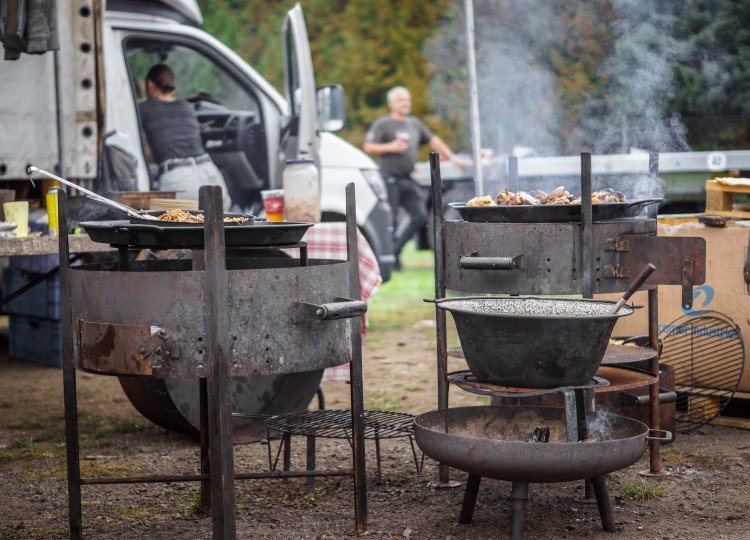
[426,0,690,158]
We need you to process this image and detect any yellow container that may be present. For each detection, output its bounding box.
[46,190,59,236]
[4,201,29,237]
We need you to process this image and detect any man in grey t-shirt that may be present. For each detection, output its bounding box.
[364,86,467,269]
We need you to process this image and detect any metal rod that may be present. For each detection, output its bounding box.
[591,476,616,532]
[648,287,661,474]
[200,185,237,539]
[199,378,211,514]
[508,155,518,192]
[345,182,368,536]
[430,152,451,485]
[581,152,593,298]
[59,190,83,539]
[464,0,483,196]
[459,474,482,524]
[306,435,316,495]
[510,481,529,540]
[53,49,66,183]
[26,165,157,220]
[79,469,353,485]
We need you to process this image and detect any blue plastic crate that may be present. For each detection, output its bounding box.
[2,267,60,320]
[9,316,62,367]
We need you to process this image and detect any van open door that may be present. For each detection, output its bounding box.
[282,4,319,163]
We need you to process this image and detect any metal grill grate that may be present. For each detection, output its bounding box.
[265,409,415,440]
[659,311,745,432]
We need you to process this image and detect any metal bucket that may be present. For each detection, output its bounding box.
[436,297,633,388]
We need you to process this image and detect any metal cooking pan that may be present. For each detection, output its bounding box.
[448,198,662,223]
[128,209,258,227]
[80,220,313,249]
[414,405,669,483]
[434,297,633,388]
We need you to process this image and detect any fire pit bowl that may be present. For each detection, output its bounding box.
[436,297,633,388]
[414,405,650,483]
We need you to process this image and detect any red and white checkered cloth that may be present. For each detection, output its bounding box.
[286,223,382,381]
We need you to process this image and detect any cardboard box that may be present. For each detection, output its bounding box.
[599,220,750,392]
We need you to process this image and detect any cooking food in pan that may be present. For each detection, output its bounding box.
[156,208,250,224]
[466,186,626,207]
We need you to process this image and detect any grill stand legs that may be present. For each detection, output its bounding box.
[458,477,614,538]
[510,482,530,540]
[591,476,616,532]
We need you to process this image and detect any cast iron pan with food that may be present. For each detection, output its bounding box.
[80,220,313,249]
[448,198,662,223]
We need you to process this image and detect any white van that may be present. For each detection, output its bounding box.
[0,0,394,279]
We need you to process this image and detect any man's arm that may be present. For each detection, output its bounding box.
[363,139,408,156]
[428,135,469,168]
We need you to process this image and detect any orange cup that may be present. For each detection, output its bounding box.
[261,189,284,222]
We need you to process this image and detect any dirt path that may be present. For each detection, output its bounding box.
[1,324,750,539]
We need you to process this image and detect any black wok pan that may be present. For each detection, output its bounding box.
[80,220,313,249]
[448,198,662,223]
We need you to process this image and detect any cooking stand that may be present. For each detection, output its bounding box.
[429,151,705,483]
[57,184,369,539]
[446,374,616,538]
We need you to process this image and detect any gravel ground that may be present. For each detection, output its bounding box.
[1,323,750,540]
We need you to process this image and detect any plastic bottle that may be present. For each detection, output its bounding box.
[283,158,321,223]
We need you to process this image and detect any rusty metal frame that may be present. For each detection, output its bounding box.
[429,151,706,488]
[60,184,368,539]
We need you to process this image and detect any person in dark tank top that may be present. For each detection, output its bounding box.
[138,64,231,210]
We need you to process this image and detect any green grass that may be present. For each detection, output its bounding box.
[620,480,668,501]
[369,243,436,330]
[365,390,404,411]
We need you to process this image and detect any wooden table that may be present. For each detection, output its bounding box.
[0,234,114,257]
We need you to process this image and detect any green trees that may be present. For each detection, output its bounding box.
[199,0,451,151]
[198,0,750,155]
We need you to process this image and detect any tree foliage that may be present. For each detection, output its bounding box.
[199,0,452,150]
[198,0,750,155]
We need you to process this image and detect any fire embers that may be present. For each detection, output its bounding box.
[466,186,627,207]
[528,426,550,443]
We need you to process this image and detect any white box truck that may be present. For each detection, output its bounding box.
[0,0,395,279]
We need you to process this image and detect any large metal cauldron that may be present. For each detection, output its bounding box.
[414,405,650,483]
[436,297,633,388]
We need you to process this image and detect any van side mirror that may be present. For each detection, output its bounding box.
[317,84,345,132]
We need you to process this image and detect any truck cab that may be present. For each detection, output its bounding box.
[0,0,394,280]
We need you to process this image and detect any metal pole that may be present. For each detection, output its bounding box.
[58,191,82,539]
[200,186,237,539]
[345,183,368,536]
[581,153,593,298]
[430,152,453,485]
[464,0,483,196]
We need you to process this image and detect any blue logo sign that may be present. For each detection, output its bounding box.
[681,285,715,315]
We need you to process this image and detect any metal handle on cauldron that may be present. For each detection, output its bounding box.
[27,165,159,221]
[459,253,525,271]
[610,263,656,314]
[646,429,672,442]
[296,298,367,321]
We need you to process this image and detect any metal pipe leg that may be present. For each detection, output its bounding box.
[375,436,382,483]
[591,476,616,533]
[199,378,211,514]
[584,479,595,500]
[306,435,316,495]
[283,433,291,472]
[459,474,482,524]
[510,481,529,540]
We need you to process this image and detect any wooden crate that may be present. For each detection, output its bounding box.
[705,180,750,219]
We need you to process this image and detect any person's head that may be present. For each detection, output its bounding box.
[387,86,411,118]
[145,64,176,99]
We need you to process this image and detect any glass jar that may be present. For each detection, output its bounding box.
[282,158,321,223]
